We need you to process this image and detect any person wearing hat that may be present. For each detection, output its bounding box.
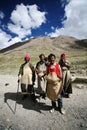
[46,53,65,114]
[18,54,36,101]
[59,53,72,98]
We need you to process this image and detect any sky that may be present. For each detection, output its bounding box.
[0,0,87,48]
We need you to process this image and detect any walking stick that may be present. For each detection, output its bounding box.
[14,81,20,114]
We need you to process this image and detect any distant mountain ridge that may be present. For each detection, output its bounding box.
[0,35,87,54]
[0,39,32,53]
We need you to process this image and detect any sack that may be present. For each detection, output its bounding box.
[46,66,62,101]
[46,72,60,83]
[46,80,62,101]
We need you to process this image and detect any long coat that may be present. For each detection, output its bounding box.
[59,59,72,94]
[18,62,35,93]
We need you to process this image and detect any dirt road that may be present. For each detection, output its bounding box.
[0,75,87,130]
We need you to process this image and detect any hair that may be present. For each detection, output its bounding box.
[44,57,48,61]
[48,53,56,60]
[61,53,65,57]
[39,53,45,58]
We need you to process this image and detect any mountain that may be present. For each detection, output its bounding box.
[0,35,87,53]
[0,36,87,74]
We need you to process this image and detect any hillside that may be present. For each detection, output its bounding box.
[0,36,87,74]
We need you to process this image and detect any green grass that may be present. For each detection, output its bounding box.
[0,38,87,74]
[0,53,87,72]
[73,78,87,84]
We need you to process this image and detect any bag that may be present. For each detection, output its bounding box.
[46,79,62,101]
[46,72,60,83]
[46,64,62,101]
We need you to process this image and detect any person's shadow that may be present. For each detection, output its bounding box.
[4,92,51,114]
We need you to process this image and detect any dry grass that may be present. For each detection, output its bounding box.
[0,36,87,74]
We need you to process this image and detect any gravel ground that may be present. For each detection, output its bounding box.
[0,75,87,130]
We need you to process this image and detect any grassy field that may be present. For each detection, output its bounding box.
[0,36,87,75]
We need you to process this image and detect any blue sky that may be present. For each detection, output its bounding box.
[0,0,87,48]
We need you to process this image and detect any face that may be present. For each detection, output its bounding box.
[61,54,66,60]
[40,55,45,61]
[25,58,30,62]
[50,56,55,64]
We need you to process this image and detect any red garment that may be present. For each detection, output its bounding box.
[47,63,62,79]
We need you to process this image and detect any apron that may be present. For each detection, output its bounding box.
[46,63,62,101]
[20,63,33,94]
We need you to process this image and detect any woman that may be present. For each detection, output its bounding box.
[59,53,72,98]
[18,54,36,101]
[46,53,65,114]
[35,54,47,99]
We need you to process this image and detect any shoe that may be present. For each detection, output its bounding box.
[64,93,70,98]
[42,94,47,100]
[60,108,66,115]
[49,108,55,113]
[66,94,70,98]
[40,93,46,99]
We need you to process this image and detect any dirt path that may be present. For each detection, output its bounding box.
[0,75,87,130]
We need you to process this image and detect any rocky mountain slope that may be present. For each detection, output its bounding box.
[0,35,87,74]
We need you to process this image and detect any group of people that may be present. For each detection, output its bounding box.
[18,53,72,114]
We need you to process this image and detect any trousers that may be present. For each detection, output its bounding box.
[51,95,63,109]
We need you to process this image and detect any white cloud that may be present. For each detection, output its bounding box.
[61,0,69,7]
[0,29,22,48]
[8,4,46,38]
[8,37,22,45]
[0,11,5,19]
[0,29,12,48]
[8,23,31,38]
[27,4,46,28]
[48,0,87,39]
[0,4,46,48]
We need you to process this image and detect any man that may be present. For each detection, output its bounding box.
[18,54,36,101]
[35,54,47,99]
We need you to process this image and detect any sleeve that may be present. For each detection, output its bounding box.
[18,65,23,79]
[56,64,62,79]
[65,60,71,68]
[36,62,39,69]
[35,62,39,74]
[29,63,36,83]
[46,65,50,75]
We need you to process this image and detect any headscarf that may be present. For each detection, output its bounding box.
[24,54,30,60]
[61,53,66,60]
